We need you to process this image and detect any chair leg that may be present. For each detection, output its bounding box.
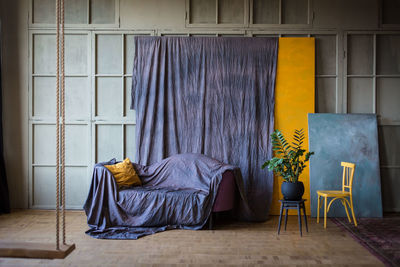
[277,203,284,234]
[302,203,308,232]
[349,196,358,227]
[341,199,351,223]
[284,208,288,231]
[324,196,327,229]
[297,205,302,237]
[317,194,320,224]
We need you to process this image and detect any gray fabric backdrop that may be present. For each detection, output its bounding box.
[131,37,278,221]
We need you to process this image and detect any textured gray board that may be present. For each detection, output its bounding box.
[308,113,383,218]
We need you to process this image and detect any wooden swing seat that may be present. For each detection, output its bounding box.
[0,241,75,259]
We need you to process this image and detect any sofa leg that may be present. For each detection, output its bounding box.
[209,212,214,230]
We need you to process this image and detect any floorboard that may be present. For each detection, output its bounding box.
[0,210,383,266]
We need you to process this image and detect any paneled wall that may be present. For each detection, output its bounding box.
[1,0,399,211]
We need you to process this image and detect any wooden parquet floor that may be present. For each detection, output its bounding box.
[0,210,383,266]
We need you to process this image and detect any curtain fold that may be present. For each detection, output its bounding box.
[132,37,278,221]
[0,19,10,214]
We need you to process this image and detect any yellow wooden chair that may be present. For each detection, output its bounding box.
[317,162,357,228]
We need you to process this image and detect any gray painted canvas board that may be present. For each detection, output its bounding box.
[308,114,383,218]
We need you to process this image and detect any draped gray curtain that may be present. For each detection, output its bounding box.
[0,19,10,214]
[131,37,278,221]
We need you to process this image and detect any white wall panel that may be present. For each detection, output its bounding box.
[33,0,55,24]
[65,0,88,24]
[65,125,89,165]
[96,34,122,74]
[124,77,135,119]
[65,77,90,119]
[32,167,56,208]
[125,125,136,161]
[65,167,89,207]
[33,77,56,117]
[377,78,400,124]
[253,0,279,24]
[189,0,216,24]
[377,35,400,75]
[33,34,56,74]
[315,35,336,75]
[65,35,88,75]
[347,78,373,113]
[33,124,56,165]
[96,77,123,117]
[96,125,123,162]
[348,35,373,75]
[316,78,336,113]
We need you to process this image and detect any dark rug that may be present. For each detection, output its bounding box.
[331,215,400,267]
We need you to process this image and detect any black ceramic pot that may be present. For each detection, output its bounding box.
[281,181,305,200]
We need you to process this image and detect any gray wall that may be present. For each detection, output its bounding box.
[0,0,399,211]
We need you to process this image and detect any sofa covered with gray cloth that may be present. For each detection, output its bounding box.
[84,153,248,239]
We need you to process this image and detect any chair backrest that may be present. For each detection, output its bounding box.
[341,162,356,193]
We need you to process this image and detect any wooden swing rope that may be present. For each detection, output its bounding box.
[0,0,73,258]
[56,0,66,250]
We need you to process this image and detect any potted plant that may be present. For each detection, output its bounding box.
[262,129,314,200]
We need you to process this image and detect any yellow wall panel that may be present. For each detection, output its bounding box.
[270,37,315,215]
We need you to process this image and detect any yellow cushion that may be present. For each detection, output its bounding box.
[105,158,141,187]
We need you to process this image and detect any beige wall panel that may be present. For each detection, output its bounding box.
[313,0,378,28]
[120,0,186,29]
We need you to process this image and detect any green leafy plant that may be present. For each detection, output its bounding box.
[261,129,314,183]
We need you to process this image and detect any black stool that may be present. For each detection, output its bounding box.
[277,199,308,236]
